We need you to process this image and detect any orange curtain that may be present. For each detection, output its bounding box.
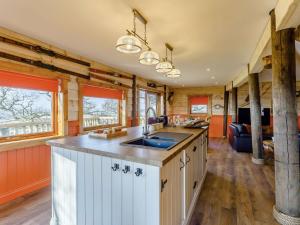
[190,96,208,105]
[82,85,123,100]
[0,70,58,92]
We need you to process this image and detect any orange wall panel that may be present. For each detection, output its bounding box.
[0,145,51,205]
[209,115,224,138]
[68,120,79,136]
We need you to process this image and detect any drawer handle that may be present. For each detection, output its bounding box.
[180,158,185,170]
[193,181,198,189]
[193,146,197,152]
[111,163,120,171]
[135,168,143,176]
[122,165,130,174]
[161,179,168,192]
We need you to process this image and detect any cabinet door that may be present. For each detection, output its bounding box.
[160,158,173,225]
[202,131,207,174]
[160,152,184,225]
[172,152,185,225]
[192,138,201,195]
[185,145,194,215]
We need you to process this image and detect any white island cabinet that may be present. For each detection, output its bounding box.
[49,129,207,225]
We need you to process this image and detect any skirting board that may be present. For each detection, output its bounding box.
[183,168,208,225]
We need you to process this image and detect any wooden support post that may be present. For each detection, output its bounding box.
[131,75,137,127]
[270,10,300,224]
[248,73,264,164]
[296,25,300,42]
[223,87,229,137]
[231,87,238,123]
[163,85,167,116]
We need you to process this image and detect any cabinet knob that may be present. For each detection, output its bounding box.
[111,163,120,171]
[193,146,197,152]
[122,165,130,174]
[135,168,143,176]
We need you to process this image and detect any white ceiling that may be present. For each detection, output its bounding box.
[0,0,279,86]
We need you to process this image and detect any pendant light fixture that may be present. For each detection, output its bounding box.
[116,9,159,65]
[139,49,160,65]
[166,67,181,78]
[116,34,142,54]
[164,43,182,78]
[156,43,173,73]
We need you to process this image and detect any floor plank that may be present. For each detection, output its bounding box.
[189,138,278,225]
[0,138,278,225]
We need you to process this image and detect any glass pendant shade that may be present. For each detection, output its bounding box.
[155,59,172,73]
[116,35,142,54]
[139,50,160,65]
[166,68,181,78]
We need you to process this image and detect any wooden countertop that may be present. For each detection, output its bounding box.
[47,126,207,167]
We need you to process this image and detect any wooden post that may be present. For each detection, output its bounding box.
[248,73,264,164]
[231,87,238,123]
[163,85,167,116]
[223,87,229,137]
[296,25,300,42]
[270,10,300,224]
[131,75,137,127]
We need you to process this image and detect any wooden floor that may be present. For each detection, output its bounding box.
[0,138,278,225]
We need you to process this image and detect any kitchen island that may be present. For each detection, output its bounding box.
[47,126,208,225]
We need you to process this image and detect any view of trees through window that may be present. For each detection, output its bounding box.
[83,96,119,128]
[139,90,157,125]
[191,104,208,114]
[0,87,53,138]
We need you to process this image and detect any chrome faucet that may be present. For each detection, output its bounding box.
[143,107,157,138]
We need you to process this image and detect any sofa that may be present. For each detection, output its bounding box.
[228,123,272,153]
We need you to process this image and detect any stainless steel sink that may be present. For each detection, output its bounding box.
[121,132,192,150]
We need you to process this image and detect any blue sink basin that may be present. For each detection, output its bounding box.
[126,138,176,149]
[121,132,192,150]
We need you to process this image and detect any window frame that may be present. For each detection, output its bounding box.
[138,89,158,125]
[82,96,122,131]
[0,88,59,143]
[188,95,209,116]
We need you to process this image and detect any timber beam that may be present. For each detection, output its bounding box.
[296,25,300,41]
[270,10,300,224]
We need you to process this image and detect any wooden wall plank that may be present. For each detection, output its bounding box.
[102,157,112,225]
[0,151,8,195]
[84,153,94,225]
[77,151,86,225]
[93,154,103,225]
[112,159,122,225]
[133,163,146,225]
[122,160,134,225]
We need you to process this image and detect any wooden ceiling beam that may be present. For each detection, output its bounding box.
[229,0,299,88]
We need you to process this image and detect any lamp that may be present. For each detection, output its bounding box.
[156,58,172,73]
[116,34,142,54]
[166,67,181,78]
[139,50,160,65]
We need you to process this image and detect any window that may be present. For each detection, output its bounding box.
[83,97,119,128]
[138,90,158,125]
[191,104,208,114]
[190,96,209,114]
[0,70,58,141]
[82,85,123,130]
